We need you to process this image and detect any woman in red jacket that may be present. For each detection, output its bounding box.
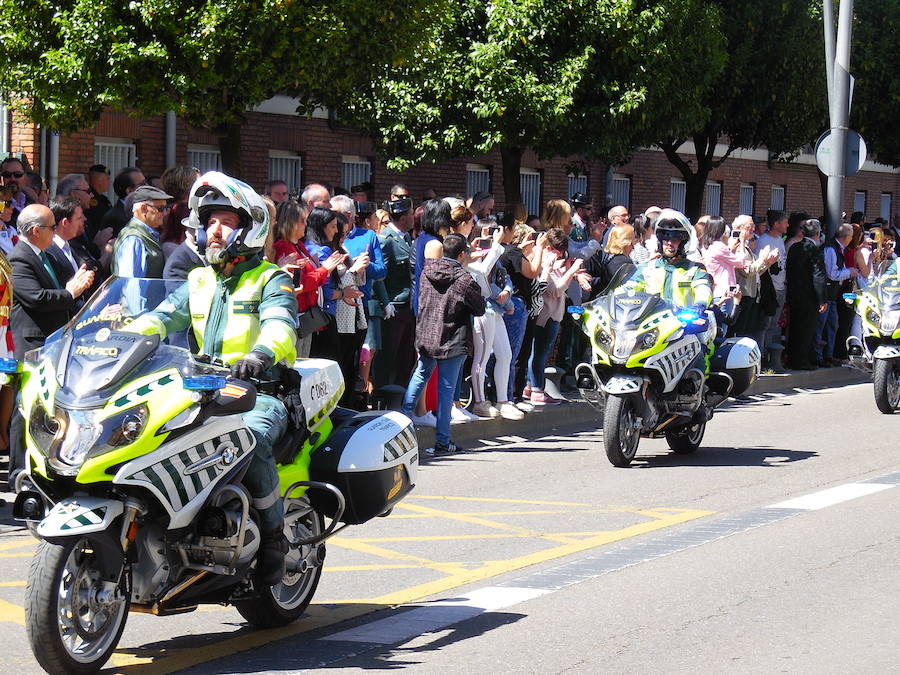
[268,200,344,358]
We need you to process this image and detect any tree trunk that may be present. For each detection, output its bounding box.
[683,171,711,223]
[500,146,523,210]
[217,121,243,177]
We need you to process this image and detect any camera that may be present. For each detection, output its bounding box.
[354,200,377,215]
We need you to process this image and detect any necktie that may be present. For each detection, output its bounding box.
[40,251,60,289]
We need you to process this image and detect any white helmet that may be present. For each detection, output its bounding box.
[188,171,270,259]
[655,208,695,258]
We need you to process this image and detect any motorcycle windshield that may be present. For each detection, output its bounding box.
[28,277,219,407]
[875,274,900,311]
[583,262,667,329]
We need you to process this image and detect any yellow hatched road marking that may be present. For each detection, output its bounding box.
[0,598,25,625]
[0,552,32,558]
[107,506,713,674]
[0,581,25,587]
[0,539,36,552]
[410,495,592,506]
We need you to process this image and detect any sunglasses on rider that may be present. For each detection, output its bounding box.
[1,171,25,179]
[658,229,689,242]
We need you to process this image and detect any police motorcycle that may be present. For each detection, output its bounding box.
[571,264,760,467]
[11,277,419,674]
[844,270,900,413]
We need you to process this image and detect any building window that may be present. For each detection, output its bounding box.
[95,138,138,201]
[853,190,866,215]
[187,145,222,174]
[705,182,722,216]
[268,151,302,195]
[568,173,588,201]
[341,156,371,191]
[771,185,786,211]
[466,164,491,198]
[881,193,892,222]
[611,174,630,209]
[520,168,542,217]
[739,183,755,216]
[670,179,686,213]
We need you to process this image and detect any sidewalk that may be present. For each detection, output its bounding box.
[414,365,870,450]
[0,366,870,512]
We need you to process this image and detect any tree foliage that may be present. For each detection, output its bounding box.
[343,0,723,206]
[657,0,827,220]
[0,0,436,173]
[852,0,900,166]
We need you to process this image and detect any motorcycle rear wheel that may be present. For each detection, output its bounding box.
[236,498,325,628]
[26,537,129,675]
[873,359,900,414]
[603,395,641,467]
[665,421,706,454]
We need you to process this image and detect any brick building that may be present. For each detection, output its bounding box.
[2,96,898,225]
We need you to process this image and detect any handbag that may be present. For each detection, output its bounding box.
[294,243,331,338]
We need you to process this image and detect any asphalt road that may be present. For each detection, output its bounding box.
[0,380,897,673]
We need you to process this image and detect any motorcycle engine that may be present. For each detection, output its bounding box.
[183,517,260,572]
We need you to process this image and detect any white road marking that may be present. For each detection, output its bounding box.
[767,482,895,510]
[322,587,549,645]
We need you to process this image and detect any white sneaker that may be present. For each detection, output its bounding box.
[410,411,437,428]
[455,405,481,421]
[515,400,535,413]
[472,401,500,418]
[450,406,471,424]
[498,402,525,420]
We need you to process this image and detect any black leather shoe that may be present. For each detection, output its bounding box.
[257,532,288,586]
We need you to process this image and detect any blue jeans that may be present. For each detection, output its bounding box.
[815,300,838,360]
[242,393,288,533]
[402,353,466,446]
[527,320,560,390]
[503,298,528,399]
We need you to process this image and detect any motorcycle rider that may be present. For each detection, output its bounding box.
[129,172,297,585]
[627,208,714,372]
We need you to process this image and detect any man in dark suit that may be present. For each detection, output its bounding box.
[373,197,416,387]
[7,204,94,488]
[83,164,112,235]
[786,218,828,370]
[46,195,107,299]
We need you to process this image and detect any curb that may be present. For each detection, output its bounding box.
[414,366,870,450]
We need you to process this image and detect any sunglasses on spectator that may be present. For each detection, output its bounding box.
[38,224,59,231]
[1,171,25,179]
[147,204,172,213]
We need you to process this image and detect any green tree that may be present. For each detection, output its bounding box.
[0,0,435,175]
[656,0,826,221]
[343,0,723,208]
[852,0,900,167]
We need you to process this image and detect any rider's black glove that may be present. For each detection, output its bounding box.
[230,350,273,381]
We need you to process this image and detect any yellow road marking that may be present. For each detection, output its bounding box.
[394,501,572,544]
[387,507,636,519]
[0,581,26,587]
[0,552,32,558]
[410,495,592,506]
[107,506,713,674]
[0,598,25,626]
[0,539,36,552]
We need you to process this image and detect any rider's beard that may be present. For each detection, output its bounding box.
[205,244,229,266]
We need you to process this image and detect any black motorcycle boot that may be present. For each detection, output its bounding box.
[257,531,288,586]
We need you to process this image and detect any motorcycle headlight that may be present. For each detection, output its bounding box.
[38,404,148,475]
[595,328,613,350]
[880,310,900,334]
[866,308,881,326]
[638,329,659,350]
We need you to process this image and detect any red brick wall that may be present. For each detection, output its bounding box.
[20,108,899,227]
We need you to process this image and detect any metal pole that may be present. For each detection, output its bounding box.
[165,111,177,168]
[826,0,854,239]
[822,0,836,124]
[47,131,59,196]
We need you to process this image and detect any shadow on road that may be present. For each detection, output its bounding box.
[634,446,818,468]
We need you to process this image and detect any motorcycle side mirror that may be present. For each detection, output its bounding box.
[842,292,857,304]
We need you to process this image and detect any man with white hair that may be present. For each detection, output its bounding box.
[56,173,92,211]
[111,185,173,278]
[300,182,331,211]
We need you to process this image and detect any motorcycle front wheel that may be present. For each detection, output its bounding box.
[236,498,325,628]
[873,359,900,414]
[26,537,129,675]
[603,395,641,467]
[665,421,706,454]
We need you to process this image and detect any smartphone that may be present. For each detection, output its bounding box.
[525,232,538,243]
[729,284,739,293]
[476,238,492,250]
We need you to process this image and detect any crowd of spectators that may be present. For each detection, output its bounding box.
[1,152,899,464]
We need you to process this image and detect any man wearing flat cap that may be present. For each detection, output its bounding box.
[111,185,173,278]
